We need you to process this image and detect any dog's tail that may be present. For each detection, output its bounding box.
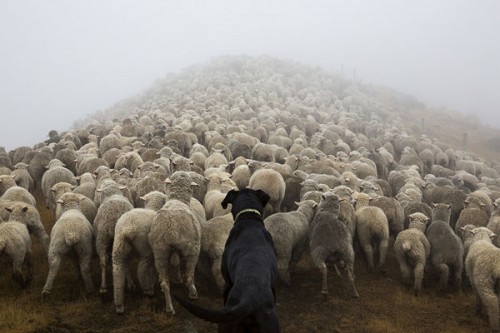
[173,294,252,324]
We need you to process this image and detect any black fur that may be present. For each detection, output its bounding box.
[174,188,280,333]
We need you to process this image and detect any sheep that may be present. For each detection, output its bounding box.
[0,221,33,287]
[352,192,390,272]
[203,172,236,220]
[264,200,318,285]
[248,168,286,218]
[47,181,75,214]
[426,204,464,292]
[5,203,50,254]
[339,170,360,192]
[463,227,500,332]
[230,164,251,190]
[370,196,405,237]
[393,212,430,295]
[0,174,17,196]
[486,198,500,247]
[308,192,359,298]
[73,172,96,200]
[41,193,94,298]
[198,213,234,291]
[148,171,201,314]
[455,203,489,239]
[112,208,157,314]
[1,186,36,206]
[141,191,167,211]
[93,180,134,294]
[54,191,97,226]
[41,159,76,206]
[11,162,34,191]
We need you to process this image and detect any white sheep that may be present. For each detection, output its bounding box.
[353,192,390,273]
[148,171,201,314]
[264,200,318,285]
[248,168,285,218]
[93,180,134,294]
[464,227,500,332]
[394,212,430,295]
[0,221,32,287]
[112,208,157,314]
[42,193,94,297]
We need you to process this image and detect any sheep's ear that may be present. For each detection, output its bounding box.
[312,202,318,208]
[495,202,499,208]
[191,182,199,187]
[446,204,452,209]
[51,187,56,192]
[56,198,64,204]
[5,207,13,213]
[294,201,300,207]
[490,233,497,241]
[460,226,466,232]
[164,178,171,184]
[22,206,29,212]
[431,202,437,208]
[321,194,327,200]
[119,185,127,190]
[480,203,486,207]
[96,188,102,193]
[221,189,238,209]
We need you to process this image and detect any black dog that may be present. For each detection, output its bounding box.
[174,188,280,333]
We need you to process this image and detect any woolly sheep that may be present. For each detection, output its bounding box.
[148,171,201,314]
[486,198,500,247]
[41,159,76,205]
[394,212,430,295]
[426,204,464,291]
[1,186,36,206]
[112,208,157,313]
[42,193,94,298]
[309,192,359,298]
[248,168,286,218]
[203,172,236,220]
[11,162,34,191]
[5,203,49,254]
[73,172,96,200]
[0,220,33,287]
[198,213,234,291]
[370,196,404,237]
[353,192,390,272]
[93,181,134,293]
[464,227,500,332]
[264,200,318,285]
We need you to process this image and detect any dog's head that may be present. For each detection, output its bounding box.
[221,188,270,220]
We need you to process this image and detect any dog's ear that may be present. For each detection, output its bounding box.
[255,189,271,208]
[221,189,238,209]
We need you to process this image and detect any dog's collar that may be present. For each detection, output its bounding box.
[234,208,262,221]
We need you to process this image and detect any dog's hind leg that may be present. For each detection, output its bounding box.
[256,308,281,333]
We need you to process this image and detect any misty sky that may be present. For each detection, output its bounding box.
[1,0,499,150]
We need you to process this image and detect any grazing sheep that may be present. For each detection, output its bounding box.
[309,192,359,298]
[93,181,134,294]
[394,212,430,295]
[148,171,201,314]
[426,204,464,292]
[264,200,318,285]
[42,193,94,297]
[0,221,33,288]
[353,192,390,272]
[112,208,157,313]
[464,227,500,332]
[248,168,286,218]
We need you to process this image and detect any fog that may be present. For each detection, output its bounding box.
[1,0,499,150]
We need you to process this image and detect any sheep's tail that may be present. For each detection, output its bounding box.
[402,240,412,253]
[173,294,252,324]
[64,231,80,246]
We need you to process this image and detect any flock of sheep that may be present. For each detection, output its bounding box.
[1,55,500,331]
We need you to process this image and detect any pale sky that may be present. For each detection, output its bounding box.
[1,0,499,150]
